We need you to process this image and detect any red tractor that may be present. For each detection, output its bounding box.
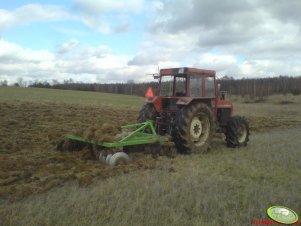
[138,67,249,154]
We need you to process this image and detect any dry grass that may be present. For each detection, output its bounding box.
[1,128,300,226]
[0,87,301,225]
[228,94,301,132]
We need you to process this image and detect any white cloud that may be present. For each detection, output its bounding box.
[0,39,54,63]
[73,0,145,34]
[150,1,164,12]
[193,53,237,73]
[80,14,112,34]
[0,4,70,32]
[56,39,80,54]
[0,2,136,35]
[74,0,145,14]
[140,0,301,78]
[0,39,158,84]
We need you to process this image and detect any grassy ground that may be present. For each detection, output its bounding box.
[0,87,144,107]
[0,87,301,225]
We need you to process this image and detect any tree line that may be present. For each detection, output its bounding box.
[3,75,300,97]
[220,76,301,98]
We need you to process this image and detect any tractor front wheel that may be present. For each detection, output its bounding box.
[137,103,157,122]
[225,116,250,147]
[172,103,214,154]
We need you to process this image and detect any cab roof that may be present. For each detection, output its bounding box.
[160,67,216,77]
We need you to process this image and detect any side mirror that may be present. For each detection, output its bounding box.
[146,73,159,79]
[218,83,221,92]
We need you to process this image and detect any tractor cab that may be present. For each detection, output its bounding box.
[147,67,218,113]
[158,67,216,98]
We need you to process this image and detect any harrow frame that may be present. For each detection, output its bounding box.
[65,120,170,148]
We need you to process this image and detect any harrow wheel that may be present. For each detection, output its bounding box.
[137,104,157,122]
[109,152,130,166]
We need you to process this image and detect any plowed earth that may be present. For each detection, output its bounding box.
[1,100,300,201]
[0,101,159,201]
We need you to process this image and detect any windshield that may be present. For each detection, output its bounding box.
[160,75,186,96]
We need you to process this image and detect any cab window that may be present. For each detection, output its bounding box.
[205,77,215,97]
[190,76,202,97]
[175,76,186,96]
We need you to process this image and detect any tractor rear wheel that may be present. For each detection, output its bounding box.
[137,103,157,122]
[225,116,249,147]
[172,103,214,154]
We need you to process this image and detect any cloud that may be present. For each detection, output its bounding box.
[0,39,54,63]
[0,4,70,32]
[72,0,145,34]
[128,53,166,66]
[148,0,301,50]
[140,0,301,77]
[114,22,129,33]
[74,0,145,14]
[263,0,301,26]
[0,2,137,35]
[56,39,80,54]
[193,53,237,72]
[0,39,158,84]
[149,0,254,33]
[1,0,301,84]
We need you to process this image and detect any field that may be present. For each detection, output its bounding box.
[0,87,301,225]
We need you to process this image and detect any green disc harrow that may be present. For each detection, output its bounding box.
[65,120,170,148]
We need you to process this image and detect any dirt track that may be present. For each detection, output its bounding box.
[1,100,300,201]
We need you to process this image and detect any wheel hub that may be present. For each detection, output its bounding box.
[190,117,203,140]
[237,124,247,143]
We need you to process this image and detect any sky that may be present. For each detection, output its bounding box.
[0,0,301,84]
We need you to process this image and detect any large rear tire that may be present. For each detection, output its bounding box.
[225,116,250,147]
[137,104,157,122]
[172,103,214,154]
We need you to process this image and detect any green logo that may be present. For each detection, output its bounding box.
[267,206,299,224]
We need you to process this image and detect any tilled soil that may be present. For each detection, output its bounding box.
[1,100,300,201]
[0,101,158,201]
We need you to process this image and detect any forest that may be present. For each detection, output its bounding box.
[2,75,300,98]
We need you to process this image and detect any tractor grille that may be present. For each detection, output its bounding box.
[161,98,178,111]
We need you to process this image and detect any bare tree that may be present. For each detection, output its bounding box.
[17,77,26,87]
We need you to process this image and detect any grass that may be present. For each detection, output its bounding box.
[1,128,300,226]
[0,87,144,107]
[0,87,301,225]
